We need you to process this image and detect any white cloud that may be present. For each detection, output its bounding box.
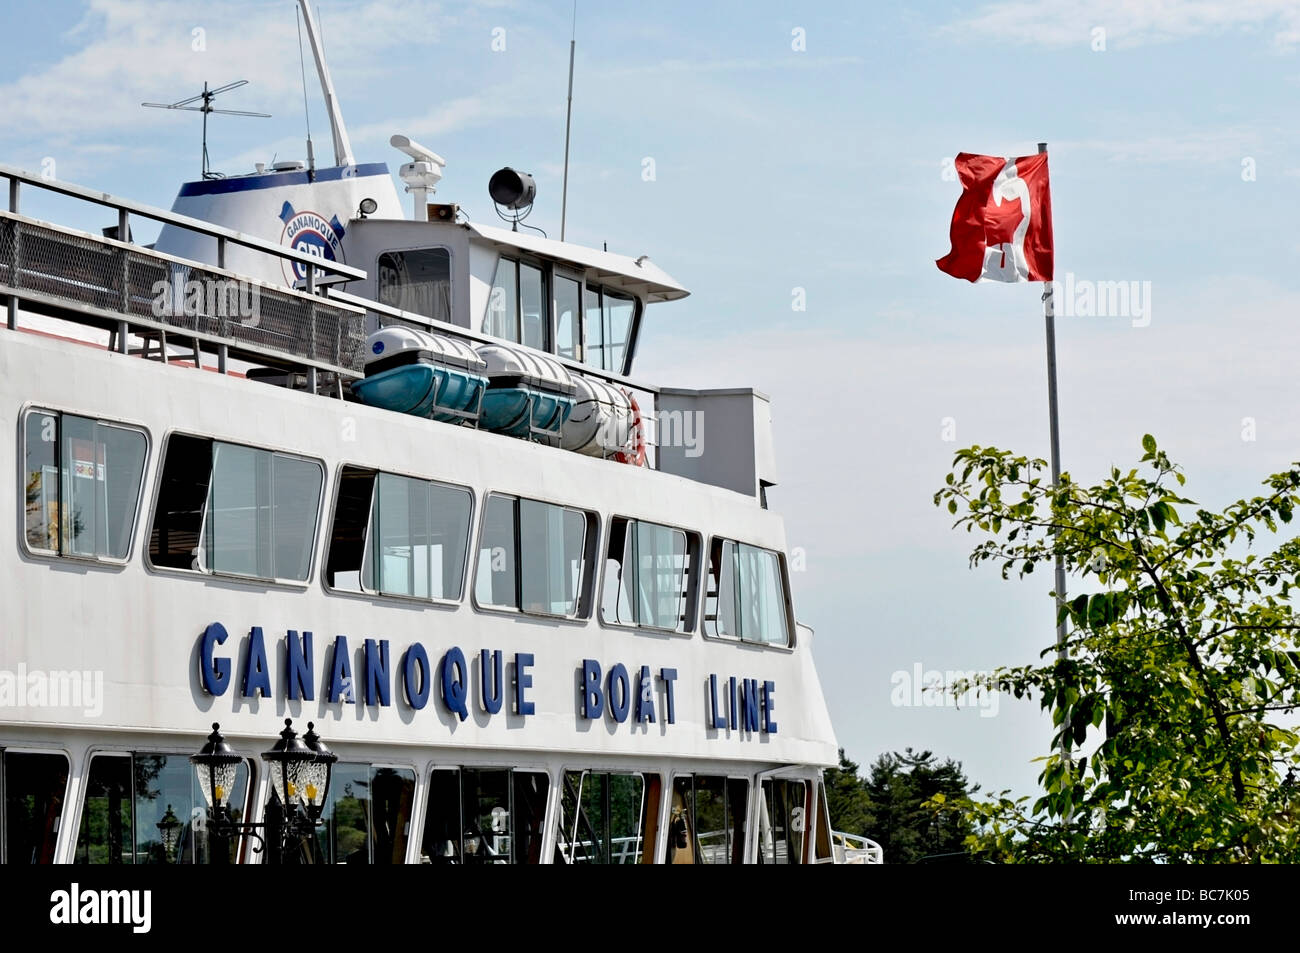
[945,0,1300,50]
[0,0,450,151]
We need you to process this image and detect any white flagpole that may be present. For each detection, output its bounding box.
[1039,140,1070,769]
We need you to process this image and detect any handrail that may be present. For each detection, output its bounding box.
[0,163,366,281]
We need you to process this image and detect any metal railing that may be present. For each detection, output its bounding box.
[0,164,367,389]
[834,830,885,864]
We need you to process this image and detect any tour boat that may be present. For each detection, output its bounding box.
[0,1,879,865]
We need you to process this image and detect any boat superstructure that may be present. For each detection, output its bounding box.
[0,1,876,865]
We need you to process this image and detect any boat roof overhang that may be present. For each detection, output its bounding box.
[465,221,689,303]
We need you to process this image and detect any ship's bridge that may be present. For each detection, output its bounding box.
[339,216,689,379]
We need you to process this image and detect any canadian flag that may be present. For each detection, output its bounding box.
[936,152,1054,283]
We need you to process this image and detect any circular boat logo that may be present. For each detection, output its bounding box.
[278,201,347,284]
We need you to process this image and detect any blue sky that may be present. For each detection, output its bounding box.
[2,0,1300,799]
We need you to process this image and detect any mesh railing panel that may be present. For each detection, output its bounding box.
[0,216,366,372]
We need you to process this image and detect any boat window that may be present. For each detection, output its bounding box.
[704,539,793,647]
[475,493,592,618]
[2,752,69,864]
[814,778,835,863]
[419,768,550,865]
[519,262,546,351]
[325,466,472,601]
[556,771,652,864]
[668,774,748,865]
[22,410,147,560]
[601,518,699,633]
[583,285,637,374]
[148,435,323,582]
[377,248,452,324]
[554,275,582,360]
[74,752,250,864]
[267,764,415,865]
[757,778,807,864]
[488,256,549,351]
[487,255,519,341]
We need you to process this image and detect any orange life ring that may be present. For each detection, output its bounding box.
[614,391,647,466]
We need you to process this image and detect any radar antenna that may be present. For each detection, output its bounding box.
[142,80,271,179]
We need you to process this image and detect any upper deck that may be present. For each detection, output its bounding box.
[0,163,836,772]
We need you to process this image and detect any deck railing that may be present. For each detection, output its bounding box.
[0,164,367,389]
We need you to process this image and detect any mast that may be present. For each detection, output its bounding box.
[296,0,355,167]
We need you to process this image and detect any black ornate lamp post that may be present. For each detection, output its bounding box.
[190,718,337,863]
[157,804,182,863]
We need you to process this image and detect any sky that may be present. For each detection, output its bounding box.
[1,0,1299,800]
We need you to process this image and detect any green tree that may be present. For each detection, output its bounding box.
[863,749,977,863]
[824,748,977,862]
[933,436,1300,862]
[824,749,872,839]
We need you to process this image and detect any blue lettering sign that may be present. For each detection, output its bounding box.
[481,649,503,715]
[199,623,230,697]
[441,647,469,721]
[514,652,535,717]
[402,644,430,710]
[607,663,630,723]
[634,665,655,724]
[364,639,391,707]
[660,668,678,725]
[241,626,272,699]
[328,636,353,703]
[581,659,604,719]
[762,680,778,734]
[709,674,727,730]
[286,630,314,702]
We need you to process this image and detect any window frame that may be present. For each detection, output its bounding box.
[551,264,586,363]
[72,745,257,866]
[375,244,455,324]
[322,462,475,608]
[598,514,702,636]
[144,431,326,588]
[666,771,753,866]
[488,252,551,352]
[581,283,641,376]
[470,491,599,622]
[700,536,798,651]
[420,764,552,866]
[0,746,72,865]
[18,405,151,566]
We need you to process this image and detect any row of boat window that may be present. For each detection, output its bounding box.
[21,409,793,645]
[375,247,638,375]
[1,750,829,865]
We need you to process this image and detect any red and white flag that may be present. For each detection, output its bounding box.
[936,152,1054,283]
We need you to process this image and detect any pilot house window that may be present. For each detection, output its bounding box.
[148,435,323,582]
[488,256,547,351]
[583,286,636,374]
[23,410,147,560]
[377,248,452,324]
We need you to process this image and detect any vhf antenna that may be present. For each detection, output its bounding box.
[143,80,271,179]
